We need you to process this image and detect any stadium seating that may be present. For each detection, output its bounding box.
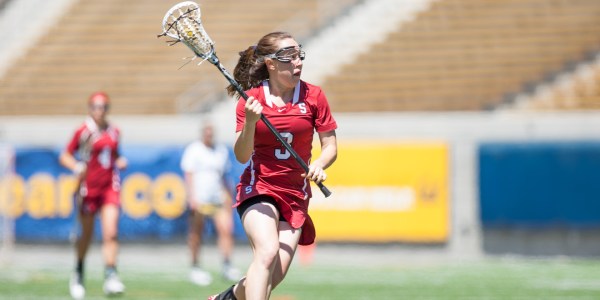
[320,0,600,112]
[0,0,358,115]
[512,53,600,110]
[3,0,600,114]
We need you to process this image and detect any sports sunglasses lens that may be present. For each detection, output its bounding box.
[276,50,304,63]
[277,56,292,63]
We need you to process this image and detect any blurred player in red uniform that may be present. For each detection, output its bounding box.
[59,91,128,299]
[209,32,338,300]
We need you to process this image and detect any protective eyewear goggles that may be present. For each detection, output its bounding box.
[90,103,109,111]
[264,45,305,63]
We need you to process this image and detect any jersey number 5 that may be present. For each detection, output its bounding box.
[275,132,293,160]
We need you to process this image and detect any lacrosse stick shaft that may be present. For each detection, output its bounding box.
[157,1,330,197]
[212,59,331,197]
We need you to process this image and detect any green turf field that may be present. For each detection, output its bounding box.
[1,254,600,299]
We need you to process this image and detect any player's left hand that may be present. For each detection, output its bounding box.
[302,163,327,184]
[115,157,128,170]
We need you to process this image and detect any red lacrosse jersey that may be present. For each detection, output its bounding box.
[235,80,337,245]
[66,117,122,197]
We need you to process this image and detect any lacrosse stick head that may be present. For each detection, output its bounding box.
[159,1,216,63]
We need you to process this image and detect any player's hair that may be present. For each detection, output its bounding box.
[88,91,110,105]
[226,31,295,98]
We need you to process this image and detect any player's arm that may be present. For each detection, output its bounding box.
[114,132,128,170]
[180,146,198,211]
[183,171,197,211]
[220,176,234,207]
[60,150,87,181]
[303,130,337,184]
[60,131,87,181]
[234,96,262,163]
[115,156,128,170]
[220,151,235,207]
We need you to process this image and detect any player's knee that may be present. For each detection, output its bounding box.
[103,231,118,242]
[254,242,279,269]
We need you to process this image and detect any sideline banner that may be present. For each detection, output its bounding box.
[310,141,450,243]
[1,142,449,243]
[480,141,600,227]
[1,146,245,242]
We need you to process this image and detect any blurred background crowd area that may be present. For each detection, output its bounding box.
[1,0,600,114]
[1,0,600,259]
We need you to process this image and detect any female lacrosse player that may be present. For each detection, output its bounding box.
[209,31,338,300]
[60,91,128,299]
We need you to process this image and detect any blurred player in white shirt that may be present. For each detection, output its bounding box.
[181,122,241,286]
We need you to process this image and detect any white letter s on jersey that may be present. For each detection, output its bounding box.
[299,103,307,114]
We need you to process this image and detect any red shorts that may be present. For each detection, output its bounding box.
[235,192,316,246]
[78,188,120,215]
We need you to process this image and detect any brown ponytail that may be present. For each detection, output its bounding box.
[226,32,295,99]
[226,45,263,98]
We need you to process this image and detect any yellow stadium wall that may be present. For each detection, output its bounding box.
[310,141,450,243]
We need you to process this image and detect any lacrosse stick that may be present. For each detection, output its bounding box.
[158,1,331,197]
